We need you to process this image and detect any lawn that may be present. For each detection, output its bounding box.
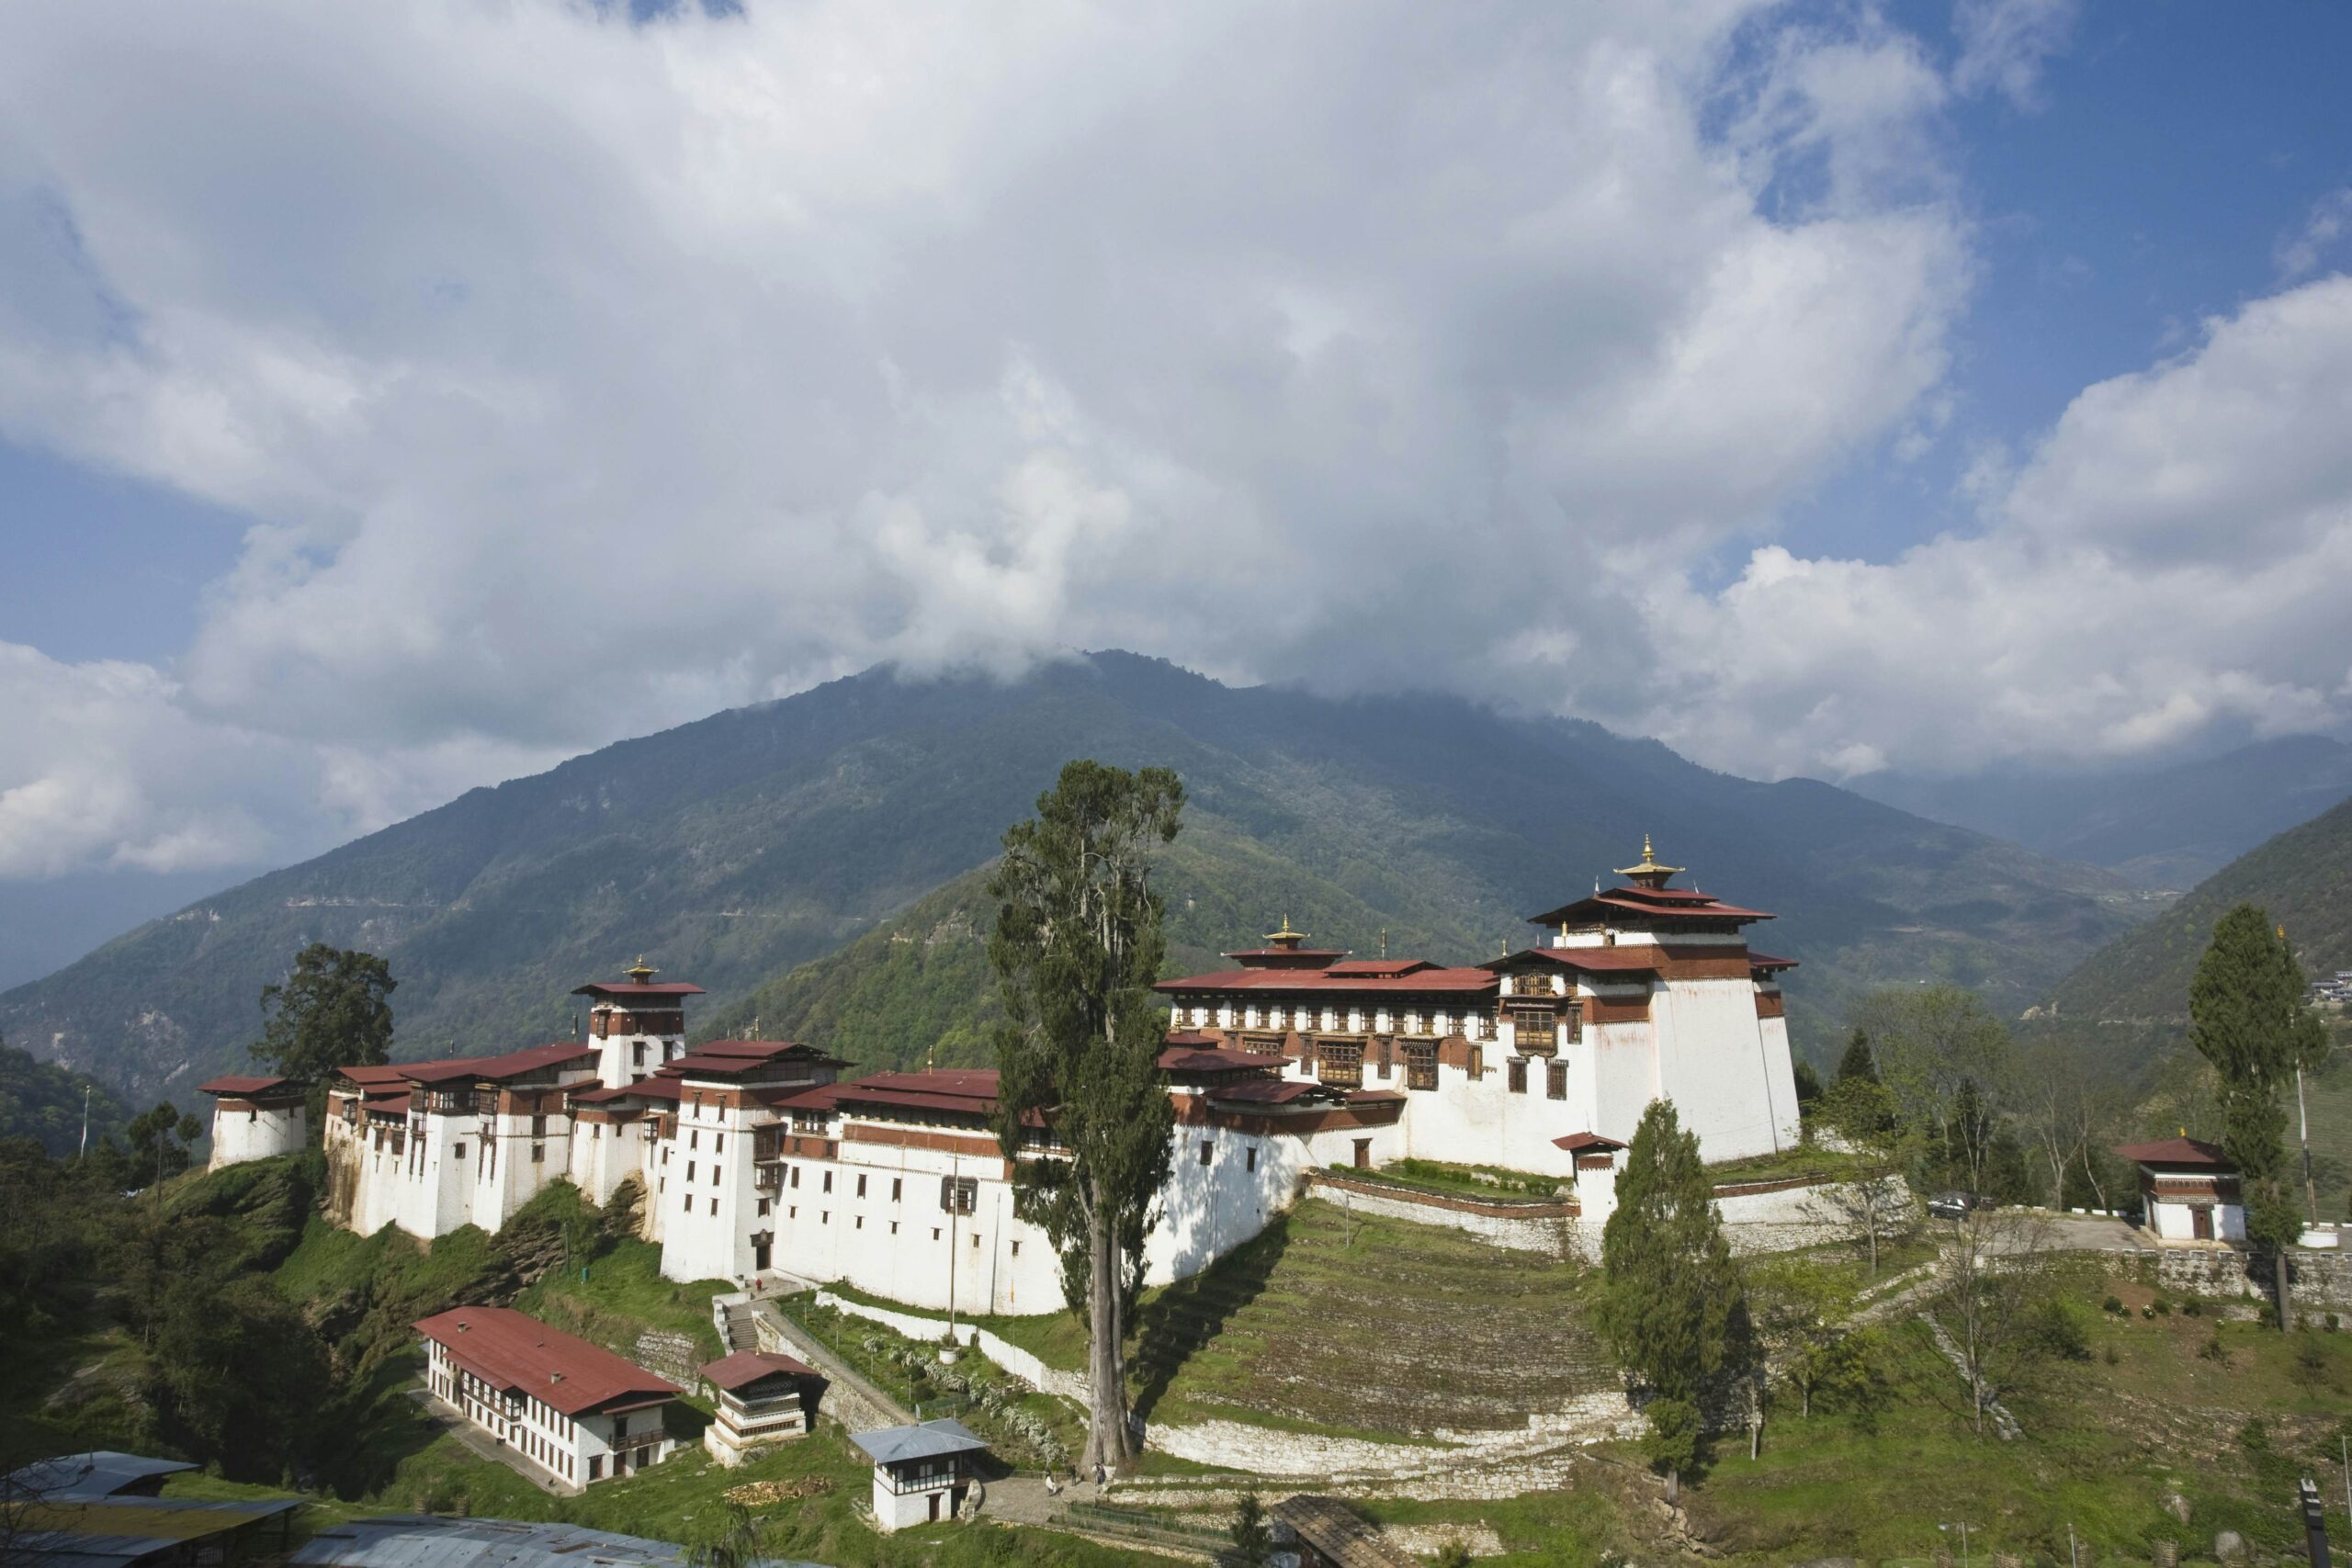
[514,1234,730,1368]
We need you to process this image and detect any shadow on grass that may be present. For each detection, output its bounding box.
[1128,1213,1291,1424]
[322,1348,447,1500]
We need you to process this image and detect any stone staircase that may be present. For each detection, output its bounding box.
[719,1298,759,1352]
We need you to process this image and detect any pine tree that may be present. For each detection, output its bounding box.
[989,760,1184,1472]
[1598,1099,1754,1501]
[1227,1492,1272,1567]
[1836,1029,1877,1084]
[2188,904,2327,1329]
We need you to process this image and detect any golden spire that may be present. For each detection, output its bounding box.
[625,954,658,985]
[1264,915,1306,949]
[1613,834,1683,881]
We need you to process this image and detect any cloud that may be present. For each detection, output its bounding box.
[0,0,1980,875]
[1951,0,2079,108]
[2278,186,2352,279]
[1643,276,2352,778]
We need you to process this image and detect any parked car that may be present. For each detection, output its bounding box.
[1926,1190,1978,1221]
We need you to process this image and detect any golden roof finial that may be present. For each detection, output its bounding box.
[625,954,658,985]
[1264,915,1306,948]
[1613,834,1683,880]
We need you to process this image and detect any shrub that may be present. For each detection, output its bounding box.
[2182,1300,2201,1318]
[2030,1297,2093,1361]
[2152,1296,2172,1316]
[2102,1295,2125,1316]
[2327,1314,2341,1334]
[2142,1304,2156,1319]
[2199,1330,2229,1362]
[2103,1344,2120,1366]
[2297,1334,2326,1373]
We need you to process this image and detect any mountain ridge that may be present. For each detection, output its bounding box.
[2,651,2152,1100]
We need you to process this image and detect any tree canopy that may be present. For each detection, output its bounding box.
[2188,903,2327,1324]
[252,943,395,1111]
[1598,1099,1754,1495]
[989,759,1184,1471]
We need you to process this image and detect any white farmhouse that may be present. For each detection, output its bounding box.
[198,1076,307,1169]
[414,1306,681,1487]
[2116,1136,2245,1245]
[851,1419,989,1531]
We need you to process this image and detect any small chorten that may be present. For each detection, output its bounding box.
[1264,916,1307,953]
[1614,835,1683,891]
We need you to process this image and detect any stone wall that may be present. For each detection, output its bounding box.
[1713,1177,1894,1257]
[631,1329,702,1387]
[1302,1171,1581,1258]
[751,1307,909,1433]
[2146,1246,2352,1310]
[813,1290,1093,1403]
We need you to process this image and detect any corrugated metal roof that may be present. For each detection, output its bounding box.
[289,1515,826,1568]
[4,1454,195,1498]
[850,1419,988,1466]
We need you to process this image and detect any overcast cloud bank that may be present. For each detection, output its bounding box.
[0,0,2346,881]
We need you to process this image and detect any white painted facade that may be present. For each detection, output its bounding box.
[419,1324,679,1488]
[200,1080,307,1170]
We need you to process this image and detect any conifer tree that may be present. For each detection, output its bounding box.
[989,760,1184,1472]
[1599,1099,1754,1501]
[2188,904,2327,1329]
[1836,1028,1877,1084]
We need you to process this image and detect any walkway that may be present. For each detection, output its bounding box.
[740,1297,916,1431]
[407,1388,582,1495]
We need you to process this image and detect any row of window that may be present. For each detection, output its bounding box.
[1504,1057,1570,1099]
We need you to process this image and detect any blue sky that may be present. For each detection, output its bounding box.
[0,0,2348,942]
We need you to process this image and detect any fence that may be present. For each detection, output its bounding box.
[1054,1500,1232,1555]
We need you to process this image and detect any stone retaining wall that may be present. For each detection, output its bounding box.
[630,1328,702,1387]
[2148,1245,2352,1310]
[1303,1171,1581,1258]
[750,1304,910,1432]
[814,1291,1094,1404]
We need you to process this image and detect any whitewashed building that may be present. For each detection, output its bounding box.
[2117,1136,2245,1245]
[852,1419,989,1531]
[414,1306,681,1487]
[198,1076,307,1169]
[700,1350,813,1465]
[1154,841,1802,1169]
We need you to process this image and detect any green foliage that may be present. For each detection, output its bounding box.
[1792,1057,1823,1107]
[150,1275,332,1481]
[1430,1538,1476,1568]
[1599,1100,1755,1483]
[254,943,395,1116]
[1640,1396,1701,1482]
[989,760,1183,1467]
[0,1039,125,1156]
[121,1101,204,1189]
[1835,1028,1878,1083]
[2190,903,2328,1258]
[1227,1492,1272,1567]
[684,1502,771,1568]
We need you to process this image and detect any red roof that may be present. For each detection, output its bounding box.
[2114,1137,2231,1168]
[833,1070,1002,1119]
[1487,947,1661,976]
[1206,1078,1349,1107]
[1526,886,1774,928]
[670,1041,848,1079]
[196,1075,293,1098]
[1159,1044,1292,1075]
[701,1350,814,1392]
[413,1306,681,1417]
[1748,953,1799,972]
[1324,959,1440,977]
[751,1081,845,1111]
[400,1043,598,1086]
[1554,1132,1626,1153]
[571,982,707,998]
[1156,964,1497,995]
[337,1065,410,1089]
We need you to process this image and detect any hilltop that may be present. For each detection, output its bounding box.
[2044,790,2352,1029]
[2,651,2145,1100]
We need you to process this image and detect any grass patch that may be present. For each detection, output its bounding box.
[1329,1158,1566,1201]
[1703,1142,1878,1187]
[514,1235,729,1367]
[815,1277,1091,1374]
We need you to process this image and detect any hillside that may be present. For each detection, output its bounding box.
[2,651,2146,1100]
[0,1038,127,1155]
[2044,791,2352,1027]
[1854,735,2352,889]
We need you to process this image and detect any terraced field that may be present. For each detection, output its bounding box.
[1133,1196,1618,1440]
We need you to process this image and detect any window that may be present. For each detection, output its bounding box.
[1011,1240,1020,1256]
[711,1198,719,1216]
[633,1043,647,1067]
[687,1161,696,1181]
[821,1211,829,1224]
[454,1143,468,1161]
[1403,1040,1438,1091]
[790,1167,801,1189]
[757,1198,771,1216]
[690,1129,698,1150]
[1246,1146,1258,1173]
[857,1174,867,1198]
[933,1227,942,1241]
[1317,1039,1363,1089]
[1547,1060,1568,1100]
[714,1133,723,1154]
[531,1143,545,1163]
[684,1191,693,1213]
[822,1170,832,1194]
[1508,1058,1527,1094]
[855,1215,863,1229]
[1199,1140,1214,1166]
[532,1113,548,1138]
[892,1178,903,1201]
[1506,1000,1555,1054]
[589,1456,603,1481]
[890,1221,899,1235]
[789,1205,797,1218]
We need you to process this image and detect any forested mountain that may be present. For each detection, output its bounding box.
[2043,791,2352,1028]
[1853,735,2352,889]
[0,1037,127,1156]
[1,652,2148,1100]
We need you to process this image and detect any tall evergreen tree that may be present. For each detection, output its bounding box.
[1835,1028,1877,1084]
[989,760,1184,1472]
[1598,1099,1754,1501]
[2188,904,2327,1329]
[252,944,396,1118]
